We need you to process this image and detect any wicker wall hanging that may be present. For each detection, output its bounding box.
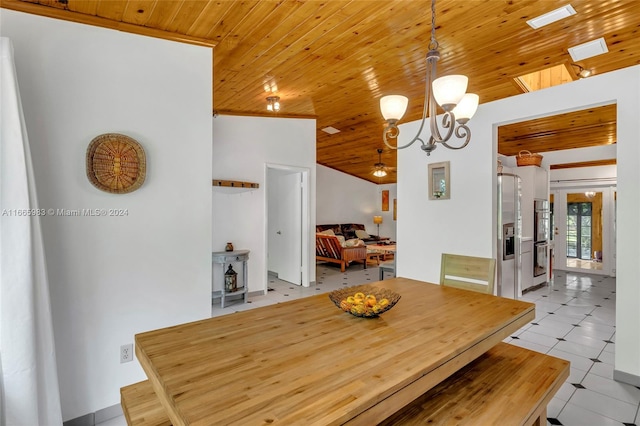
[86,133,146,193]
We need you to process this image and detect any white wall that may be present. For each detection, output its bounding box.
[212,115,316,291]
[1,10,213,420]
[397,120,494,283]
[316,164,397,240]
[397,66,640,385]
[550,164,617,187]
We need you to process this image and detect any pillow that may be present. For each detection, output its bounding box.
[355,229,370,239]
[345,238,365,247]
[319,228,335,236]
[336,235,346,247]
[343,230,357,239]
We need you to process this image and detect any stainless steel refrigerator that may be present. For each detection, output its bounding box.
[497,173,522,299]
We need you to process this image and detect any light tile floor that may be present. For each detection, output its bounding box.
[100,265,639,426]
[511,270,639,426]
[566,258,604,270]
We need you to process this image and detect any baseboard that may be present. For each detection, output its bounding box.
[63,413,93,426]
[614,369,640,387]
[95,403,123,423]
[63,403,122,426]
[522,282,547,294]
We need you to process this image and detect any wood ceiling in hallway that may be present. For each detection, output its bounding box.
[3,0,636,183]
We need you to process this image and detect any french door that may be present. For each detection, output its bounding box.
[566,201,592,260]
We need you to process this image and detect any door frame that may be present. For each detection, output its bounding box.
[265,163,311,288]
[551,184,616,277]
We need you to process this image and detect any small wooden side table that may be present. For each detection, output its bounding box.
[212,250,249,308]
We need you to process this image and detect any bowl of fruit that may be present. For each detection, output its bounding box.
[328,284,401,318]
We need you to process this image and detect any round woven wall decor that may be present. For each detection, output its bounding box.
[86,133,146,194]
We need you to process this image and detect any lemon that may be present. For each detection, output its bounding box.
[351,304,366,315]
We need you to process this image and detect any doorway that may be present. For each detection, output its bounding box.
[551,187,616,276]
[266,164,311,287]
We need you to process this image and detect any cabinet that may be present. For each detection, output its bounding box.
[521,239,533,291]
[212,250,249,308]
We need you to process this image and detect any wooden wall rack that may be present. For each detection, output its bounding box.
[212,180,259,189]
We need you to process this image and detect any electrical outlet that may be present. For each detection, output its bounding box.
[120,343,134,363]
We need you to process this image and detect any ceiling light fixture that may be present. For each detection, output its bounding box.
[379,0,478,156]
[568,37,608,62]
[321,126,341,135]
[526,4,576,30]
[266,96,280,112]
[571,63,592,79]
[372,148,388,177]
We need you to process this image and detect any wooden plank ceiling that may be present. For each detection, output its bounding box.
[3,0,636,183]
[498,104,617,156]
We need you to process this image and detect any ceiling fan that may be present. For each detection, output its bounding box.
[371,149,395,178]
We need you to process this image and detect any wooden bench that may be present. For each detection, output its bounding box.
[315,234,367,272]
[120,381,171,426]
[122,343,567,426]
[379,342,569,426]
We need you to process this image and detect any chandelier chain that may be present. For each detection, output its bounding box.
[429,0,439,51]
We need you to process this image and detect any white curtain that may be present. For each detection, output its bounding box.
[0,37,63,426]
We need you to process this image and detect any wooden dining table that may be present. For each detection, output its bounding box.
[135,277,535,425]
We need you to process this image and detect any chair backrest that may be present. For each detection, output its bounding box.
[316,234,343,257]
[440,253,496,295]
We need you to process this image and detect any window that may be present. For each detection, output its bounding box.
[567,202,592,260]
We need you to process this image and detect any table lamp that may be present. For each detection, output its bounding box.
[373,215,383,237]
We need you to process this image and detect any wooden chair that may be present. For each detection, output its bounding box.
[315,234,367,272]
[440,253,496,295]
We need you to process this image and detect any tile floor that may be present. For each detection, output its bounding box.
[512,270,639,426]
[566,258,604,270]
[100,264,639,426]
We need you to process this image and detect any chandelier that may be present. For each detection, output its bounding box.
[379,0,479,156]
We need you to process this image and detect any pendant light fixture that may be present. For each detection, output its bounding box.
[379,0,479,156]
[266,96,280,112]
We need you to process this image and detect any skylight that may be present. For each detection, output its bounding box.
[514,64,574,93]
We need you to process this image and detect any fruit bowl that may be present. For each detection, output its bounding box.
[328,284,401,318]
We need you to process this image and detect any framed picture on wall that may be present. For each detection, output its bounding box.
[428,161,450,200]
[382,190,389,211]
[393,199,397,220]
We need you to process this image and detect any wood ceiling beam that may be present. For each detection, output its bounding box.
[0,0,216,48]
[214,110,317,120]
[550,159,617,170]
